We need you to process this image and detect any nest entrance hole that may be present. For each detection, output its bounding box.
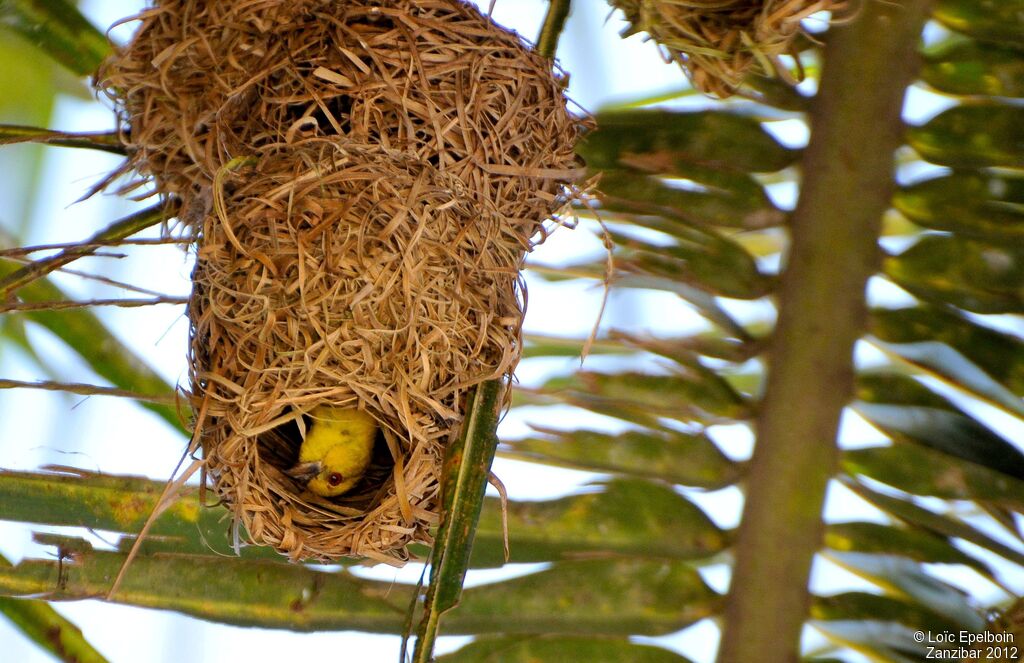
[257,408,396,511]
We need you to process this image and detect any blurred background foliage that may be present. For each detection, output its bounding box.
[2,0,1024,662]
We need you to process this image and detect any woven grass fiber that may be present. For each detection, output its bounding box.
[98,0,585,563]
[610,0,842,97]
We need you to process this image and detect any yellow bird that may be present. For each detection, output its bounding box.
[285,405,378,497]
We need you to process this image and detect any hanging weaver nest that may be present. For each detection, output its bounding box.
[98,0,586,563]
[609,0,842,97]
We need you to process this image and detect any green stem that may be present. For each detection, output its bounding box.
[3,0,110,76]
[0,126,125,155]
[536,0,571,59]
[412,380,503,662]
[0,554,109,663]
[717,3,932,662]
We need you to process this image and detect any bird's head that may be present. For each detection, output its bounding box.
[285,405,378,497]
[285,458,358,496]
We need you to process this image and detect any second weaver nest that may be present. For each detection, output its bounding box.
[610,0,842,97]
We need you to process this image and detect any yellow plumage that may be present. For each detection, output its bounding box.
[286,406,377,497]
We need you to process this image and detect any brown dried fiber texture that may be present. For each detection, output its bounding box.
[99,0,584,562]
[610,0,841,97]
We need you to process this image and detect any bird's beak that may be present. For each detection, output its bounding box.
[285,461,321,483]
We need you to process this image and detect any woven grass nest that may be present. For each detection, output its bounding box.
[98,0,585,563]
[610,0,842,97]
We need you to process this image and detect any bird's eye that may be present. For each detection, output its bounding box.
[327,472,344,487]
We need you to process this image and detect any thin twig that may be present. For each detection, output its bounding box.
[0,125,126,155]
[0,201,178,299]
[0,296,188,313]
[0,236,193,257]
[1,257,187,298]
[0,378,178,404]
